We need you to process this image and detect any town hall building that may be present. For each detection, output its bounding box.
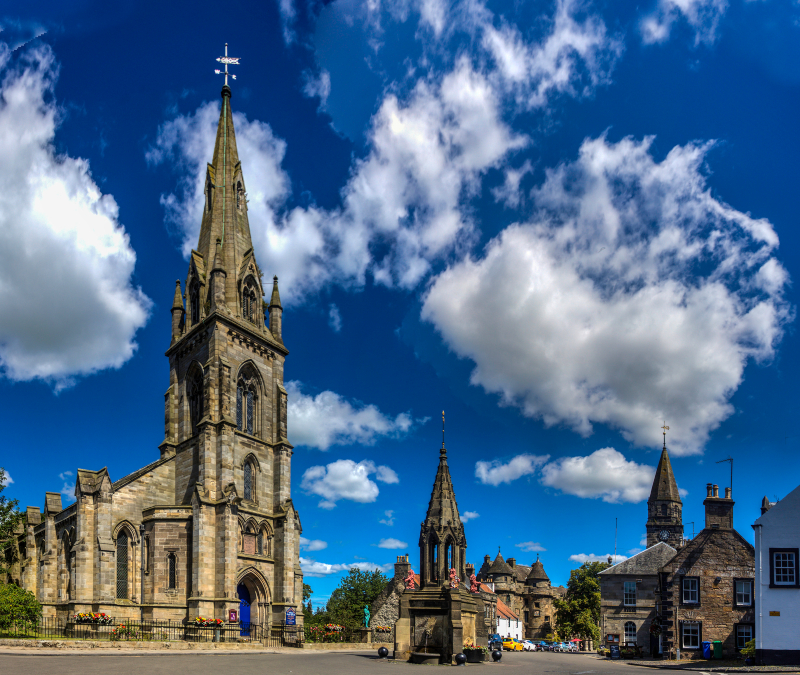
[5,82,304,628]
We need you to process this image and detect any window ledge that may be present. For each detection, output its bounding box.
[768,584,799,589]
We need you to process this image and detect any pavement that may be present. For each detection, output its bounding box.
[0,649,798,675]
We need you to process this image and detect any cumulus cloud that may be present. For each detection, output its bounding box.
[379,510,395,526]
[376,538,408,549]
[482,0,623,109]
[641,0,728,46]
[475,454,550,486]
[461,511,479,522]
[540,448,657,503]
[300,556,393,578]
[149,59,524,298]
[0,46,151,388]
[300,536,328,552]
[303,69,331,111]
[569,553,627,564]
[0,470,12,486]
[517,541,546,552]
[301,458,399,509]
[423,134,790,455]
[286,381,421,450]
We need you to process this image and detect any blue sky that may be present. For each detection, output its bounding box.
[1,0,799,609]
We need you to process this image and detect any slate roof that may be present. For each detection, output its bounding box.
[526,558,550,582]
[598,542,677,575]
[487,552,514,576]
[649,446,682,503]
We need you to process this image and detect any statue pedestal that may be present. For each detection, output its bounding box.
[359,627,372,643]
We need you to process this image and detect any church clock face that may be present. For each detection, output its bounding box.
[659,530,671,542]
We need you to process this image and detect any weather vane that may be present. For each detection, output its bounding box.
[215,43,240,87]
[661,421,669,449]
[442,410,445,447]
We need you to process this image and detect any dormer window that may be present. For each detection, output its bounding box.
[206,174,213,212]
[237,181,243,210]
[241,278,258,324]
[188,367,204,435]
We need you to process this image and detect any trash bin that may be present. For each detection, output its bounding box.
[713,641,723,659]
[702,641,713,659]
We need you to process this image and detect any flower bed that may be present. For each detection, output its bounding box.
[193,617,224,627]
[73,613,113,625]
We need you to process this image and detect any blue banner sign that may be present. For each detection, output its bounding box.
[285,607,296,626]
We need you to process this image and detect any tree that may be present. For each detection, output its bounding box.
[0,468,21,576]
[0,583,41,629]
[325,568,388,627]
[303,582,313,602]
[554,561,611,641]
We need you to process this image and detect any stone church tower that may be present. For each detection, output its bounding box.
[7,84,303,628]
[645,437,683,548]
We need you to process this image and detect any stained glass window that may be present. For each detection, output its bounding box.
[257,531,263,555]
[247,390,254,434]
[236,386,243,431]
[244,462,252,500]
[116,532,128,599]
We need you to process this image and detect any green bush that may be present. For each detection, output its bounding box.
[0,583,41,630]
[741,639,755,659]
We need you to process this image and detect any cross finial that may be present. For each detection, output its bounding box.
[215,43,240,87]
[661,421,669,449]
[442,410,445,448]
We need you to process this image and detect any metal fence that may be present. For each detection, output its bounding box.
[0,618,299,645]
[0,618,389,647]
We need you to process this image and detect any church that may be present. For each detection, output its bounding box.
[5,82,304,628]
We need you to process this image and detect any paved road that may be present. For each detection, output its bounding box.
[0,649,654,675]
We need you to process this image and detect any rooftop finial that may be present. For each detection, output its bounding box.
[442,410,445,448]
[215,43,240,88]
[661,421,669,450]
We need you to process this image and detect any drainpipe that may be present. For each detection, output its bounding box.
[140,523,146,618]
[752,523,763,661]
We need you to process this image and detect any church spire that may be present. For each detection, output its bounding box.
[649,425,681,504]
[646,422,683,547]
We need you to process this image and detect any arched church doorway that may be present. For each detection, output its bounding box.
[237,583,251,636]
[237,568,271,633]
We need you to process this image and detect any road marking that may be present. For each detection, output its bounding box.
[574,670,596,673]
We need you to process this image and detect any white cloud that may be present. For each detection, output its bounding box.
[328,304,342,333]
[59,471,75,504]
[286,381,421,450]
[0,46,151,388]
[379,510,395,526]
[301,458,399,509]
[569,553,627,564]
[0,470,12,486]
[641,0,728,46]
[149,58,524,299]
[300,556,393,578]
[492,161,532,209]
[278,0,298,44]
[482,0,623,110]
[376,537,408,549]
[540,448,657,503]
[422,134,789,455]
[302,69,331,111]
[461,511,479,522]
[517,541,546,552]
[475,454,550,486]
[300,536,328,552]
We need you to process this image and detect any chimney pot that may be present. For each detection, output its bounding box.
[713,484,719,498]
[725,487,731,499]
[706,483,713,497]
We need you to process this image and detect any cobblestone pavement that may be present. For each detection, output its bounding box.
[0,650,797,675]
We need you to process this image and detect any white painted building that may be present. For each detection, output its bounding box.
[752,485,800,665]
[496,598,523,640]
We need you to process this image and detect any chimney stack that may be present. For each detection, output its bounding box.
[704,480,734,531]
[507,558,516,568]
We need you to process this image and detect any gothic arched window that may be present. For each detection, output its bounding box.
[624,621,636,644]
[237,181,243,210]
[257,530,263,555]
[190,280,200,325]
[168,553,177,590]
[241,278,258,324]
[188,367,204,435]
[236,369,258,436]
[244,461,253,501]
[206,174,213,212]
[116,532,129,600]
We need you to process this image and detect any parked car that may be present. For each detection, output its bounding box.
[522,640,535,651]
[537,641,552,652]
[503,637,523,651]
[557,642,571,652]
[488,634,503,651]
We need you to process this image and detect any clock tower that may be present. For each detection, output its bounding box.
[645,427,683,548]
